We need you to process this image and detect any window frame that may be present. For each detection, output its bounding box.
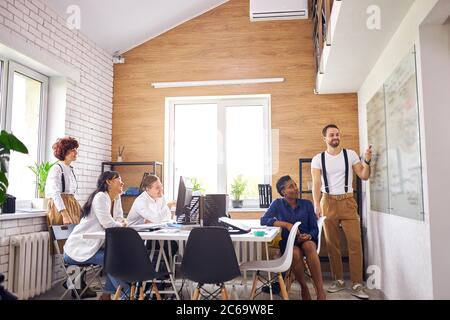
[2,60,49,199]
[165,95,272,206]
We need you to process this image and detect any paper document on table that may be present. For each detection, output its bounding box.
[130,223,165,231]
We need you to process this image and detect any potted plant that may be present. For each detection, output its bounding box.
[231,175,247,208]
[190,177,205,196]
[0,130,28,209]
[28,161,57,209]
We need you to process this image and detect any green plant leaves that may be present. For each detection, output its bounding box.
[28,161,57,198]
[0,131,29,204]
[0,172,8,204]
[231,175,247,201]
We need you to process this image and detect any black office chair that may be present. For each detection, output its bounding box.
[104,227,169,300]
[180,227,241,300]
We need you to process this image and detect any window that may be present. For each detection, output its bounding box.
[2,61,48,200]
[166,96,271,208]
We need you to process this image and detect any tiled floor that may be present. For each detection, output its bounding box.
[32,272,384,300]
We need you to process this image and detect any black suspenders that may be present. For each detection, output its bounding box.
[57,163,77,193]
[343,149,349,193]
[321,152,330,194]
[321,149,349,194]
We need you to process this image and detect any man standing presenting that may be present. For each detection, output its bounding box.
[311,124,372,299]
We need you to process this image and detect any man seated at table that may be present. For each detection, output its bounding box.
[260,175,326,300]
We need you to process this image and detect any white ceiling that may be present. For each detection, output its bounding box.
[44,0,228,54]
[317,0,415,94]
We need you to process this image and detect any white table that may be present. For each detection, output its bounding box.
[83,220,280,299]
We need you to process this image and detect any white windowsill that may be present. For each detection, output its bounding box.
[228,208,266,212]
[0,210,47,221]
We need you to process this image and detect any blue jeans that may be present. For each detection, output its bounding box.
[64,249,129,296]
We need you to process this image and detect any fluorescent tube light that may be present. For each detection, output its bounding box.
[151,77,284,88]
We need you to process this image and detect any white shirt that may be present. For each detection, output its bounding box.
[63,192,123,262]
[127,191,171,226]
[45,162,78,212]
[311,149,360,195]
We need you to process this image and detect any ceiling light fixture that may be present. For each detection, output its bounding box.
[151,77,284,88]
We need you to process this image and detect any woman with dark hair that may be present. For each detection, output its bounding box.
[260,175,326,300]
[63,171,128,300]
[45,136,81,225]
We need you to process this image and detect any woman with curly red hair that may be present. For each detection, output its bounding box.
[45,136,81,225]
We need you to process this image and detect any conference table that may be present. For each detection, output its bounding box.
[83,220,280,300]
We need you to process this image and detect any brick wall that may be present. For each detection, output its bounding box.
[0,0,114,293]
[0,0,114,203]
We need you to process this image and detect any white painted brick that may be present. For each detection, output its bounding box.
[2,220,18,228]
[0,229,5,237]
[4,17,21,32]
[0,6,14,20]
[0,255,8,264]
[18,218,33,226]
[0,246,9,256]
[37,8,51,23]
[13,0,29,15]
[0,263,8,273]
[34,224,48,232]
[20,225,35,234]
[32,217,46,225]
[24,0,39,15]
[5,227,21,236]
[34,36,48,50]
[6,3,23,18]
[36,23,49,36]
[22,13,37,28]
[0,237,9,246]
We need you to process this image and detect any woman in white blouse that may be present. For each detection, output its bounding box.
[127,175,177,276]
[63,171,127,300]
[127,175,175,226]
[45,137,81,225]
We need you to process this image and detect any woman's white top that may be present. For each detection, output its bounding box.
[64,192,123,262]
[127,191,171,226]
[45,161,78,212]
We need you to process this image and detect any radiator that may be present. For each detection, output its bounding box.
[7,232,52,300]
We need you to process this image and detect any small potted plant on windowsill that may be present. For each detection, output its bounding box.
[231,175,247,209]
[190,177,205,196]
[28,161,57,210]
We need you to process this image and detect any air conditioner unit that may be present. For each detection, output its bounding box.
[250,0,309,21]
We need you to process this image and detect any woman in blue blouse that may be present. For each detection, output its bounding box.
[261,175,326,300]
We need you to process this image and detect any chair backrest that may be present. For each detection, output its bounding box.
[50,224,77,255]
[181,227,241,284]
[277,221,301,272]
[104,227,156,282]
[51,224,77,241]
[316,216,326,254]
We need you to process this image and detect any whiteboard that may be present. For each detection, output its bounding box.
[366,46,424,220]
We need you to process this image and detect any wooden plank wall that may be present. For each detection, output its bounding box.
[112,0,359,208]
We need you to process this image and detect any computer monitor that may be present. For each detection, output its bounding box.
[175,176,194,223]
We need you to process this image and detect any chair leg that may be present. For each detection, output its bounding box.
[129,283,136,300]
[278,273,289,300]
[113,286,122,300]
[220,284,229,300]
[249,272,259,300]
[138,286,145,300]
[285,268,295,294]
[192,285,201,300]
[152,282,162,300]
